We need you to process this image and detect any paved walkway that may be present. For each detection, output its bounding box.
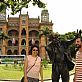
[0,75,74,82]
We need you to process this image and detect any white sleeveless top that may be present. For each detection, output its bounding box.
[26,55,41,79]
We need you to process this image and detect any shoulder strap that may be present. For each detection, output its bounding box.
[27,56,38,73]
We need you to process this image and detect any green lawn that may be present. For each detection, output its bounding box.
[0,64,52,80]
[0,64,24,80]
[0,64,74,80]
[43,64,52,79]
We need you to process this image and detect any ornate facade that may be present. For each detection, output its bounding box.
[0,9,53,58]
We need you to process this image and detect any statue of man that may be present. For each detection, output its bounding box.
[45,33,75,82]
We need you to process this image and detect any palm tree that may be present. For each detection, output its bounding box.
[39,26,52,59]
[40,26,52,45]
[0,31,9,55]
[0,31,9,40]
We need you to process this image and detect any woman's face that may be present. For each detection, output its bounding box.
[32,47,39,56]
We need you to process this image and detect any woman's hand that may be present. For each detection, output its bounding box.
[24,77,28,82]
[24,79,28,82]
[41,80,43,82]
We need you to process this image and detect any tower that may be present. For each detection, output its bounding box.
[41,9,49,22]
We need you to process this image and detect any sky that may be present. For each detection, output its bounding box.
[6,0,82,34]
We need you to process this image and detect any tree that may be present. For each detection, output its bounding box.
[59,31,77,58]
[0,0,46,15]
[39,26,52,59]
[40,26,52,45]
[0,31,9,40]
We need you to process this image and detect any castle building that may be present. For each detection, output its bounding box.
[0,9,53,58]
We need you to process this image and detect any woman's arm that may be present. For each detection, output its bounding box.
[40,62,43,82]
[24,56,28,82]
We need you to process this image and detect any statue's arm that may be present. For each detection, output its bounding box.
[63,38,76,47]
[63,33,79,47]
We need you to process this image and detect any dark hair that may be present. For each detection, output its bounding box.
[80,37,82,42]
[29,45,39,56]
[76,36,82,42]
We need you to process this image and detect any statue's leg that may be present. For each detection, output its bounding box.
[52,64,60,82]
[61,67,69,82]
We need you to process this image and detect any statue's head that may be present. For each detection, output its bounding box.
[48,33,60,44]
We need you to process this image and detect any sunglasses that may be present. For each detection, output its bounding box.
[33,49,38,51]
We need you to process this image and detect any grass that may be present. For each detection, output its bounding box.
[43,64,52,79]
[0,64,74,80]
[69,66,75,75]
[0,64,52,80]
[0,64,24,80]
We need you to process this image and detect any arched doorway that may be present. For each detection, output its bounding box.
[7,50,12,55]
[21,49,26,55]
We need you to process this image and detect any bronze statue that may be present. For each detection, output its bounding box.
[45,33,75,82]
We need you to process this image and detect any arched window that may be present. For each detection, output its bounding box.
[29,30,39,37]
[21,39,26,45]
[14,40,18,46]
[21,49,26,55]
[8,40,12,46]
[8,30,19,36]
[13,50,18,55]
[7,50,12,55]
[35,40,39,46]
[21,28,26,35]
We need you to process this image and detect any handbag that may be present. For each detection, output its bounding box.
[65,54,75,71]
[66,59,75,71]
[21,56,38,82]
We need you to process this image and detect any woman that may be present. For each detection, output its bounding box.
[24,45,43,82]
